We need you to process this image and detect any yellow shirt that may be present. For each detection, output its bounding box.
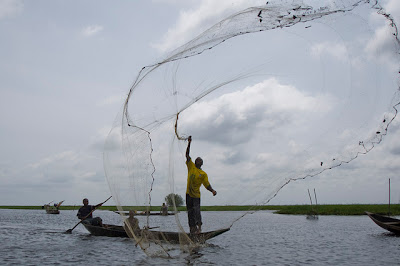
[186,159,210,198]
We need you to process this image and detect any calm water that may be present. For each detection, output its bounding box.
[0,209,399,265]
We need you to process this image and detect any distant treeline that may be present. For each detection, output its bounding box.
[0,204,399,215]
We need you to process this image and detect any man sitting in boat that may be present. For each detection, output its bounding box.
[160,203,168,216]
[124,210,141,237]
[77,198,103,226]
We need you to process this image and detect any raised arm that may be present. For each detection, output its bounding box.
[186,136,192,162]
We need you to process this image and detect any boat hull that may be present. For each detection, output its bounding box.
[82,223,229,243]
[46,209,60,214]
[365,211,400,234]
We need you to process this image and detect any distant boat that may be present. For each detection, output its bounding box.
[365,211,400,234]
[43,200,64,214]
[306,212,318,220]
[43,205,60,214]
[82,223,230,243]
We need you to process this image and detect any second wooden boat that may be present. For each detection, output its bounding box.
[365,211,400,234]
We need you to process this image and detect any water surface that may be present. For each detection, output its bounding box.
[0,209,398,265]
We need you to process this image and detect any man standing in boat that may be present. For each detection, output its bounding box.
[185,136,217,234]
[77,198,103,226]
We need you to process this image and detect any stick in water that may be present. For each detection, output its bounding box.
[65,196,112,234]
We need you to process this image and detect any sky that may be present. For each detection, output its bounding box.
[1,0,400,207]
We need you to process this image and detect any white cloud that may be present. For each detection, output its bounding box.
[180,78,335,145]
[0,0,23,19]
[89,126,113,151]
[5,148,105,191]
[365,26,398,69]
[385,0,400,23]
[81,25,104,37]
[29,150,78,169]
[310,42,349,62]
[151,0,262,53]
[364,0,400,71]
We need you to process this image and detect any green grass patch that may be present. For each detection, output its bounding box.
[265,204,400,215]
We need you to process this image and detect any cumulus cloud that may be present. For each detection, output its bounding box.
[151,0,262,53]
[0,0,23,19]
[365,26,398,69]
[385,0,400,23]
[180,78,335,145]
[364,0,400,71]
[81,25,103,37]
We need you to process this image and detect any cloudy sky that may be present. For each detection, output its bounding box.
[1,0,400,207]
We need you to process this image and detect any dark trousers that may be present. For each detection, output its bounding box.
[186,194,201,228]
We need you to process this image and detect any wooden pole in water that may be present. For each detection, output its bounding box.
[314,188,318,214]
[389,178,391,216]
[308,189,314,214]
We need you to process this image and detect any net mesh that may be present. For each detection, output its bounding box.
[103,0,400,257]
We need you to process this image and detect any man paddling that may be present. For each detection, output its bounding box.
[185,136,217,234]
[77,198,103,226]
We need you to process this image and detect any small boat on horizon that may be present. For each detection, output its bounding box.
[43,200,64,214]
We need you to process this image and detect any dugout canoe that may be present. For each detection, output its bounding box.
[365,211,400,234]
[43,201,64,214]
[43,204,60,214]
[46,209,60,214]
[82,223,229,243]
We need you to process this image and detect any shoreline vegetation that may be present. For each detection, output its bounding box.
[0,204,399,216]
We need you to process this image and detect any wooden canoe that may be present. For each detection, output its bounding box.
[43,204,60,214]
[82,223,230,243]
[365,211,400,234]
[46,209,60,214]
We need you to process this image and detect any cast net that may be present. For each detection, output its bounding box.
[103,0,400,257]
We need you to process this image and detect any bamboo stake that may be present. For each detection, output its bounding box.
[314,188,318,215]
[308,189,314,214]
[389,178,391,216]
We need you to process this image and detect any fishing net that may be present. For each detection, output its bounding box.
[103,0,400,257]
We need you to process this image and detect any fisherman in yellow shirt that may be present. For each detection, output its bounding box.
[185,136,217,234]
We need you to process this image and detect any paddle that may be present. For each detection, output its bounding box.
[65,196,112,234]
